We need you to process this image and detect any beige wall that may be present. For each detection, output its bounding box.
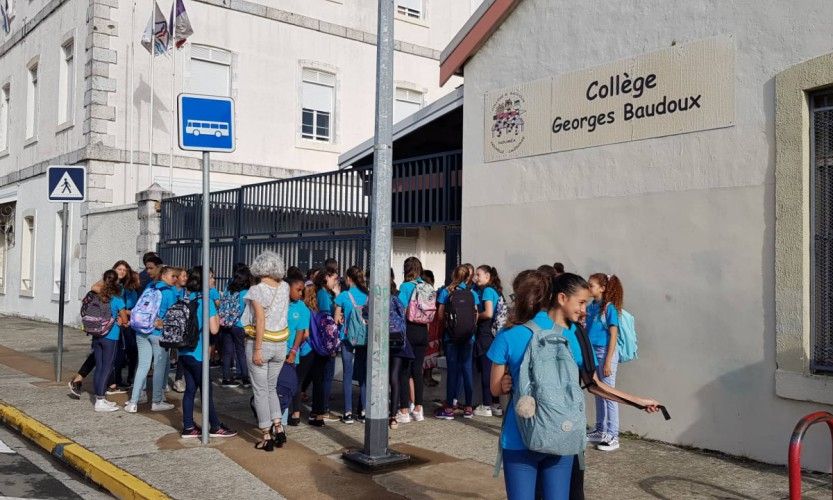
[461,0,833,470]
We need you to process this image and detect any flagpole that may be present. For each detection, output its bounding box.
[149,11,154,184]
[169,8,175,192]
[129,0,136,175]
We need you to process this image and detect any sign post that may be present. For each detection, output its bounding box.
[343,0,408,470]
[178,93,235,445]
[47,165,87,382]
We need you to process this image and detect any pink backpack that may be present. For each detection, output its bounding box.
[406,281,437,325]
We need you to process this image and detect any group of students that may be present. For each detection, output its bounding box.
[71,250,663,498]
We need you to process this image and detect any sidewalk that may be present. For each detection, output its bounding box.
[0,315,828,499]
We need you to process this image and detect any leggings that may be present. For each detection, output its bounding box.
[389,355,407,417]
[445,337,474,407]
[180,354,221,431]
[309,353,329,416]
[92,337,117,398]
[476,353,498,406]
[291,352,314,414]
[78,351,96,378]
[222,326,248,381]
[399,322,427,410]
[113,327,138,386]
[502,449,573,500]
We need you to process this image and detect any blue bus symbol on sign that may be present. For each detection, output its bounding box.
[178,94,235,152]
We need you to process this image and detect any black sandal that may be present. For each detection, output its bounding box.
[255,437,274,452]
[270,424,287,448]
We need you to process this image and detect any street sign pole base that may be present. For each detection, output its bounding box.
[342,450,410,472]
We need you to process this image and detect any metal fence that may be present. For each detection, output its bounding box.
[812,92,833,372]
[158,150,462,288]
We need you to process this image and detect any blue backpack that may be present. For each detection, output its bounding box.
[129,287,162,334]
[344,293,368,347]
[218,291,243,328]
[310,311,341,356]
[616,309,638,363]
[495,320,586,475]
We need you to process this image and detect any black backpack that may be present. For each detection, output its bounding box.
[160,296,201,349]
[445,287,477,344]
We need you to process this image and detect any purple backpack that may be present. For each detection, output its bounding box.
[80,291,115,337]
[309,311,341,356]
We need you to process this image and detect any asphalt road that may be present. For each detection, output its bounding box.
[0,425,110,499]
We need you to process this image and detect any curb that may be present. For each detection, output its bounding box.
[0,402,169,500]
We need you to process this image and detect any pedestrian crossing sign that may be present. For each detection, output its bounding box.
[47,166,86,202]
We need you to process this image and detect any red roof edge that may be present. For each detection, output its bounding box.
[439,0,522,86]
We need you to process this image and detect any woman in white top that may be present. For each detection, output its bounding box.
[243,251,291,452]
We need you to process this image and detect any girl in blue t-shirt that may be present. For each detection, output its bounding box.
[333,266,369,424]
[435,265,480,420]
[314,268,339,419]
[91,270,125,413]
[586,273,624,452]
[473,264,504,418]
[286,277,314,426]
[220,264,255,387]
[489,271,660,499]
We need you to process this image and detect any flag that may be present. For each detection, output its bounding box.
[168,0,193,49]
[0,0,12,34]
[141,2,169,56]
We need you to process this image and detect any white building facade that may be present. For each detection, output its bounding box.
[443,0,833,471]
[0,0,472,322]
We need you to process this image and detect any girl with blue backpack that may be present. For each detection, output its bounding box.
[314,268,340,421]
[333,266,369,424]
[435,265,480,420]
[219,263,255,387]
[490,271,661,499]
[586,273,624,452]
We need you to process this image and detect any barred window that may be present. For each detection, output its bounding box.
[812,89,833,372]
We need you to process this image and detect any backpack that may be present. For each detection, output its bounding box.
[160,296,201,349]
[444,287,477,344]
[513,320,586,456]
[309,311,341,356]
[129,287,163,334]
[218,291,243,328]
[389,295,407,344]
[345,293,368,347]
[80,291,115,337]
[406,281,437,324]
[490,294,509,336]
[616,309,638,363]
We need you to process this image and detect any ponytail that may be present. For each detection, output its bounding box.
[589,273,624,313]
[346,266,369,295]
[477,264,503,295]
[506,270,550,327]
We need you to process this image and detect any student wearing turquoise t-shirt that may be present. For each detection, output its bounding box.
[489,271,660,500]
[221,264,254,387]
[286,277,314,426]
[334,267,369,424]
[92,270,126,413]
[314,268,339,420]
[394,256,431,425]
[473,264,504,418]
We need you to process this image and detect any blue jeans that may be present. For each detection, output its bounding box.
[180,354,220,431]
[341,343,367,415]
[594,345,619,436]
[502,449,573,500]
[445,337,473,406]
[130,334,169,404]
[92,337,117,398]
[222,326,248,381]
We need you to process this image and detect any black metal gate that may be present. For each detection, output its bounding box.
[158,151,462,288]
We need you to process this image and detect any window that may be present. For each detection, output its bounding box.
[20,214,35,295]
[25,64,38,140]
[58,40,74,125]
[301,68,335,142]
[189,45,231,97]
[396,0,423,19]
[0,84,8,152]
[0,202,14,294]
[812,90,833,373]
[394,87,424,123]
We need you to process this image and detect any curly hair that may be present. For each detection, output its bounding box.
[250,251,286,280]
[588,273,623,313]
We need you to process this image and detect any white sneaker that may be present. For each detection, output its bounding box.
[151,401,175,412]
[411,407,424,422]
[473,405,493,417]
[124,402,138,413]
[491,404,503,417]
[395,411,412,424]
[173,379,186,393]
[105,399,118,408]
[409,402,415,413]
[587,429,605,444]
[94,399,119,412]
[597,435,620,452]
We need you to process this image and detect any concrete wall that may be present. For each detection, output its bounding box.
[460,0,833,469]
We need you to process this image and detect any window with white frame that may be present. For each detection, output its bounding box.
[58,40,74,125]
[0,202,14,294]
[189,45,231,97]
[25,64,38,140]
[394,87,424,123]
[20,214,34,295]
[396,0,423,19]
[301,68,335,142]
[0,84,8,152]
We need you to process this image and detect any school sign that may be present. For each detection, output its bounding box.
[483,36,735,162]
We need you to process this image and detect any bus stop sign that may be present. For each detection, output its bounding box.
[178,93,236,152]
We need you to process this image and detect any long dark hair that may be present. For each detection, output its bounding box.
[99,270,120,302]
[186,266,205,293]
[112,260,141,291]
[345,266,369,295]
[390,268,398,296]
[403,256,423,282]
[506,270,550,327]
[446,264,471,293]
[314,269,338,297]
[228,264,255,293]
[477,264,503,295]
